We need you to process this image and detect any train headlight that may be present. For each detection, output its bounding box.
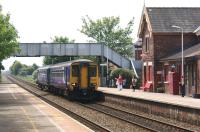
[71,83,77,86]
[90,83,97,86]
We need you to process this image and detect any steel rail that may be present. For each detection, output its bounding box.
[78,103,194,132]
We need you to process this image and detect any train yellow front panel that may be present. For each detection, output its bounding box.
[81,65,88,88]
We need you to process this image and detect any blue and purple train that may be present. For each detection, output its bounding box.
[36,59,100,100]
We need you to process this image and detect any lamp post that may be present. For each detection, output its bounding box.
[106,45,109,87]
[172,25,184,96]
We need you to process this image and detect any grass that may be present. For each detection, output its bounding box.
[17,75,35,83]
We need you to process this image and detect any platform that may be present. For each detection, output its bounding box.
[0,82,92,132]
[98,87,200,109]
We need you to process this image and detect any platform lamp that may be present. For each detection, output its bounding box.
[172,25,185,96]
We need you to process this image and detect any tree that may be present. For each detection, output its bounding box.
[32,63,39,71]
[43,36,76,65]
[32,70,38,80]
[10,61,37,76]
[0,8,19,73]
[0,62,4,74]
[10,61,22,75]
[80,16,134,58]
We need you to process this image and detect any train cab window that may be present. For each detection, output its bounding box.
[89,66,97,77]
[72,65,79,77]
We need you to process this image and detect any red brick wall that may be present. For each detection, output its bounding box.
[153,34,199,59]
[135,50,142,60]
[141,22,155,90]
[141,25,199,93]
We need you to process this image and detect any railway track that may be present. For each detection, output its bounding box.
[7,75,110,132]
[78,103,194,132]
[7,75,195,132]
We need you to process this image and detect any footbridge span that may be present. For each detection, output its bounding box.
[15,43,131,68]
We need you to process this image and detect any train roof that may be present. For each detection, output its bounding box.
[37,65,50,70]
[37,59,94,70]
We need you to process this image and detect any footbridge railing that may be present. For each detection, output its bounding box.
[15,43,131,68]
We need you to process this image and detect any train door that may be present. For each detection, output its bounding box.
[71,65,79,86]
[47,68,50,85]
[80,63,88,88]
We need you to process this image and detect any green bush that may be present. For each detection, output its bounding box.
[110,68,134,88]
[32,70,38,81]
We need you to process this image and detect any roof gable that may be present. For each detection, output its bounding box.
[140,7,200,34]
[138,7,152,37]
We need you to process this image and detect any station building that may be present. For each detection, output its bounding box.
[137,7,200,96]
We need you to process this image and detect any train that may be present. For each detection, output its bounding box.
[36,59,100,100]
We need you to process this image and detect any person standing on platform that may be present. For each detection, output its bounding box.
[130,76,137,92]
[115,74,123,91]
[180,83,185,97]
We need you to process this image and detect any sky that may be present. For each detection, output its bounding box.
[1,0,200,70]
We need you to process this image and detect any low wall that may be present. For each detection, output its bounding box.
[104,93,200,126]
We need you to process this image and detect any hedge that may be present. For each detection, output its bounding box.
[110,68,134,88]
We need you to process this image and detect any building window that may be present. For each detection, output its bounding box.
[164,65,169,81]
[148,66,152,81]
[145,37,149,52]
[192,63,196,86]
[144,66,147,83]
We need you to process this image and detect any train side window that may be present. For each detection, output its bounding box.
[89,66,97,77]
[72,65,79,77]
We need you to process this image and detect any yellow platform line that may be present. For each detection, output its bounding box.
[8,87,17,100]
[20,106,39,132]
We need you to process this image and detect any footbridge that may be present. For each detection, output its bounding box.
[15,43,131,68]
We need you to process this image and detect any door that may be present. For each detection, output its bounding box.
[80,64,88,88]
[197,60,200,94]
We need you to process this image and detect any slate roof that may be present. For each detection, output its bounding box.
[161,43,200,61]
[146,7,200,33]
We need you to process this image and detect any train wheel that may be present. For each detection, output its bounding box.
[53,88,56,95]
[60,89,64,96]
[65,90,73,100]
[41,85,44,90]
[48,87,52,93]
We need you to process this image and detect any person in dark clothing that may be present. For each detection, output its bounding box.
[180,84,185,97]
[130,76,137,92]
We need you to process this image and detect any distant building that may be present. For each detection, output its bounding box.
[138,7,200,96]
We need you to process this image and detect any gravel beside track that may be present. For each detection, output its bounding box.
[8,75,149,132]
[98,101,200,132]
[80,103,196,132]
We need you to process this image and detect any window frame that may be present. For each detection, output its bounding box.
[145,37,149,52]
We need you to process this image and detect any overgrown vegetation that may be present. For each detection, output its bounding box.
[9,61,38,82]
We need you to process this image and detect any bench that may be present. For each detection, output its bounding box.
[140,82,152,91]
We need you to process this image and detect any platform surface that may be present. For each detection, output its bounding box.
[0,77,92,132]
[98,87,200,109]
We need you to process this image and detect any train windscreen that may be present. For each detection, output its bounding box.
[72,65,79,77]
[89,66,97,77]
